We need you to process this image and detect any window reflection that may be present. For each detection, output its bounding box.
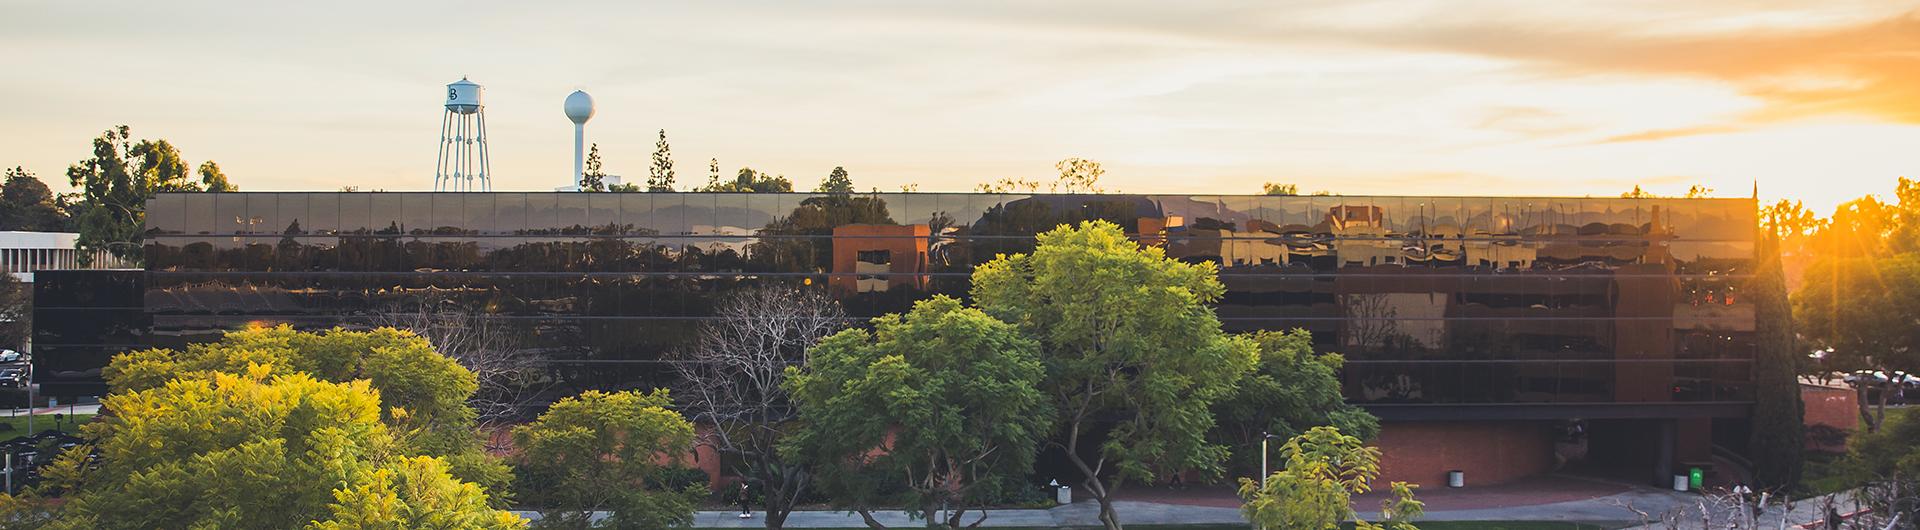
[144,192,1761,406]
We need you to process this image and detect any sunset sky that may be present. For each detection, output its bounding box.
[2,0,1916,214]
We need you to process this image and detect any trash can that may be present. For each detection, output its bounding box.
[1049,480,1071,504]
[1672,474,1689,492]
[1447,470,1464,488]
[1689,468,1704,491]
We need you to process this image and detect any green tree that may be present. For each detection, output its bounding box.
[1211,330,1378,477]
[1834,408,1920,526]
[64,125,233,261]
[580,144,607,192]
[970,220,1258,530]
[1747,232,1804,489]
[1795,180,1920,433]
[513,389,703,530]
[0,167,69,231]
[1261,183,1298,196]
[1237,427,1422,530]
[815,166,854,195]
[648,130,675,192]
[1795,253,1920,432]
[785,296,1052,529]
[42,370,521,529]
[103,325,512,496]
[696,167,793,193]
[198,161,237,192]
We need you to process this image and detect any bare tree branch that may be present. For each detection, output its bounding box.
[675,285,846,529]
[371,304,553,431]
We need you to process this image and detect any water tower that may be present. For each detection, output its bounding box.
[435,78,491,191]
[564,90,595,189]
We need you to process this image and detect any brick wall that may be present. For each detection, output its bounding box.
[1802,383,1857,453]
[1372,421,1556,487]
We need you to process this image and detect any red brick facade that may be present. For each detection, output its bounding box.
[1372,421,1556,487]
[1802,382,1857,453]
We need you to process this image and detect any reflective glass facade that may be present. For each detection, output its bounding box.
[142,192,1758,409]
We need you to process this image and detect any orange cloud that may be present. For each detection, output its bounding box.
[1384,10,1920,138]
[1597,124,1749,143]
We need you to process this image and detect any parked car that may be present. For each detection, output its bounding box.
[0,368,24,389]
[0,350,21,364]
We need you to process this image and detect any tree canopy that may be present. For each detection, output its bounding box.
[40,369,520,529]
[696,167,792,193]
[648,130,676,192]
[1211,329,1378,477]
[64,125,234,260]
[581,144,607,192]
[103,325,509,493]
[1793,177,1920,432]
[0,167,69,231]
[970,220,1257,530]
[513,389,702,529]
[815,166,854,195]
[785,296,1052,528]
[1237,427,1422,530]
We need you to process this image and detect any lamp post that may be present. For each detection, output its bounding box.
[1259,431,1283,488]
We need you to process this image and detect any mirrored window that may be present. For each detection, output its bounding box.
[337,193,371,234]
[308,194,339,235]
[148,194,186,235]
[274,194,308,235]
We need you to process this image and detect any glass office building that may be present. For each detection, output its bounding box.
[128,191,1757,484]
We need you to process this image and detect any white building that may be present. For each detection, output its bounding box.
[0,232,139,281]
[554,174,626,192]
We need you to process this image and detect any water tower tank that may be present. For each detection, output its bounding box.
[565,90,595,124]
[446,78,483,115]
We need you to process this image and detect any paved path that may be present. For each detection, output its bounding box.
[4,403,100,417]
[520,483,1722,528]
[523,476,1861,528]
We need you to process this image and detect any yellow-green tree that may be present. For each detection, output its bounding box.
[104,325,511,497]
[1237,427,1421,530]
[971,220,1258,530]
[36,370,520,529]
[512,389,703,530]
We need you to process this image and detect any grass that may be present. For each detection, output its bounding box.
[0,413,95,437]
[1795,451,1855,498]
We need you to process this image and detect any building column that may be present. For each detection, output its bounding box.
[1653,419,1675,487]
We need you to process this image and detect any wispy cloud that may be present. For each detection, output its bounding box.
[1597,124,1750,143]
[1374,9,1920,139]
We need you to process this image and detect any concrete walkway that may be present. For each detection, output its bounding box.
[672,501,1249,528]
[522,486,1703,528]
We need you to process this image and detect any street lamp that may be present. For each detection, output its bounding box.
[1259,431,1284,488]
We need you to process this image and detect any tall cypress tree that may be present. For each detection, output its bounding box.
[1748,231,1805,489]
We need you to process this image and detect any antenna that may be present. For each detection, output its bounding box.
[564,90,595,190]
[435,78,491,191]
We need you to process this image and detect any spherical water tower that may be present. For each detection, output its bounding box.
[435,78,491,191]
[565,90,594,189]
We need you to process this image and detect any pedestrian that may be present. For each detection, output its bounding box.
[737,481,753,519]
